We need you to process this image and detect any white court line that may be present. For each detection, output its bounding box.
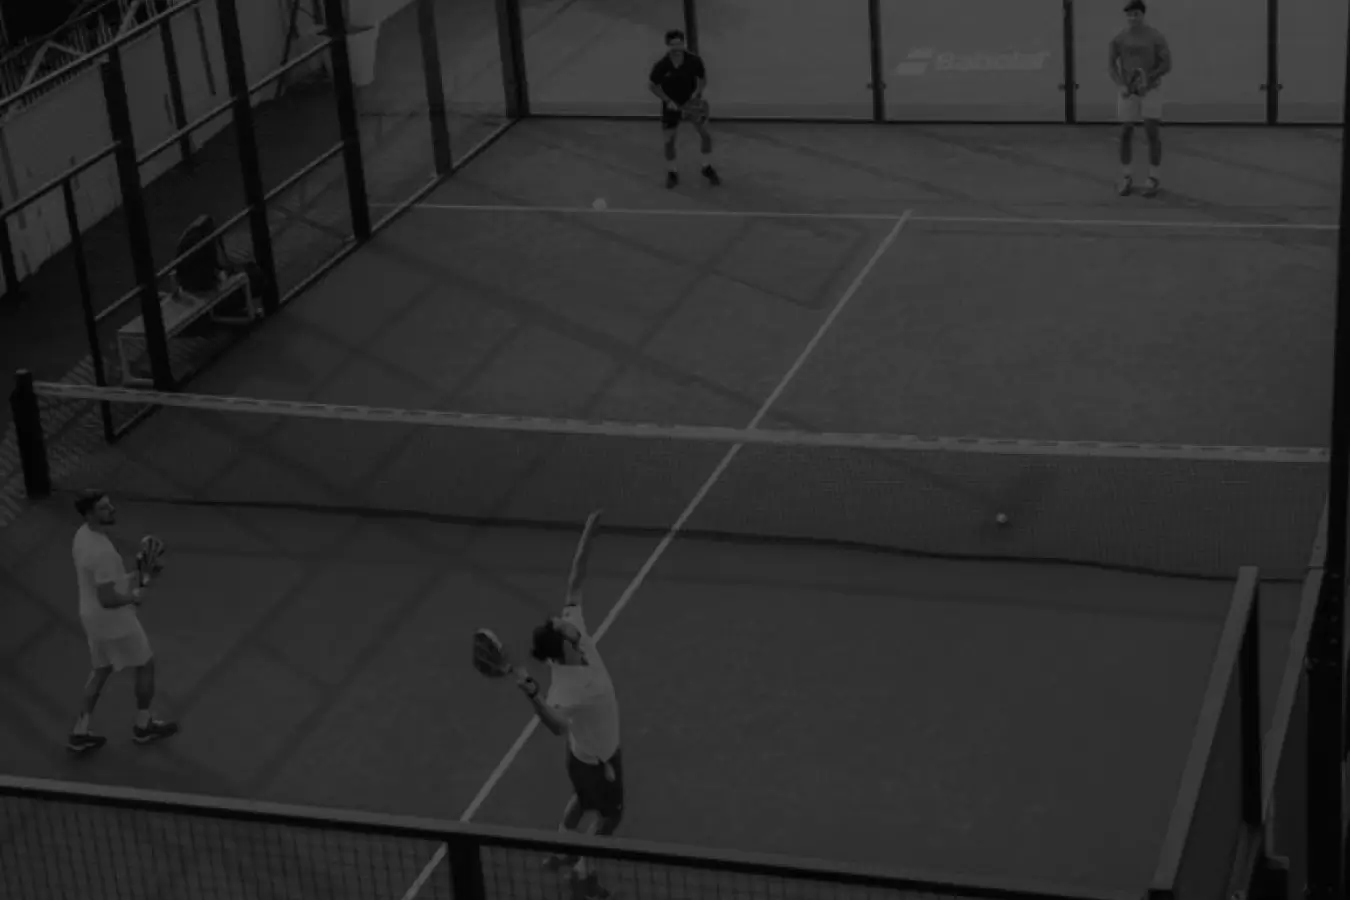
[398,210,914,900]
[385,201,1338,232]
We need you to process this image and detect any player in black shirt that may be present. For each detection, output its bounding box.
[648,30,720,189]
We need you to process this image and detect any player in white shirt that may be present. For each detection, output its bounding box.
[67,490,178,754]
[515,514,621,900]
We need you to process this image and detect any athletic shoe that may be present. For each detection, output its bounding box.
[665,171,679,189]
[1141,177,1160,198]
[67,733,107,755]
[1116,175,1133,196]
[702,165,721,186]
[133,718,179,744]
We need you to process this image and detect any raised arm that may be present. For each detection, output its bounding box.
[565,510,603,609]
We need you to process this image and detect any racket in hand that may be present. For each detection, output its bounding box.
[472,629,540,696]
[136,535,165,587]
[1125,68,1148,96]
[682,98,709,124]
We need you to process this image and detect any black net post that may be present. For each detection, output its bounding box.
[159,14,196,169]
[10,370,50,499]
[416,0,454,176]
[1305,8,1350,897]
[1265,0,1281,124]
[215,0,280,315]
[867,0,884,122]
[1062,0,1077,124]
[101,48,172,391]
[495,0,529,118]
[446,835,486,900]
[683,0,700,53]
[321,0,373,243]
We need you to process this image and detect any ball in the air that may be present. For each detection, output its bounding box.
[592,198,608,210]
[995,513,1009,526]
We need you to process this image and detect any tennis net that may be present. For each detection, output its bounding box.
[0,774,1137,900]
[7,379,1329,582]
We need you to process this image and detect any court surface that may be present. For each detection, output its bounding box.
[0,119,1338,896]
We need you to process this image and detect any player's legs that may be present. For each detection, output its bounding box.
[1140,91,1164,196]
[131,653,179,743]
[68,658,113,754]
[1116,93,1140,195]
[550,752,623,898]
[691,119,720,185]
[661,105,682,187]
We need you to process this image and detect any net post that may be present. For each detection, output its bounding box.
[1062,0,1077,124]
[10,370,50,499]
[100,48,173,391]
[495,0,529,118]
[158,15,196,169]
[215,0,281,316]
[416,0,454,176]
[867,0,885,122]
[320,0,373,242]
[444,835,486,900]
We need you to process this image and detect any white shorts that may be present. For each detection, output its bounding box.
[87,623,153,672]
[1117,88,1164,123]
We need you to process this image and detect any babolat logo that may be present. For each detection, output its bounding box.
[895,47,1052,75]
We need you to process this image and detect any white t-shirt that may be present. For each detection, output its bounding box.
[73,524,140,640]
[546,604,620,764]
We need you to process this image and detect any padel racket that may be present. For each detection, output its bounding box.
[1125,68,1148,96]
[681,97,710,124]
[135,534,165,587]
[472,628,517,678]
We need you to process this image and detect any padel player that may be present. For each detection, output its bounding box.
[68,490,178,753]
[649,29,721,189]
[1109,0,1171,197]
[514,531,622,899]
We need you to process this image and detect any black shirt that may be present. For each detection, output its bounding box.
[649,53,706,105]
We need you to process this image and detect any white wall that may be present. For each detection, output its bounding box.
[0,0,303,293]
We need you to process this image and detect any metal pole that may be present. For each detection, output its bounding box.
[682,0,699,54]
[1062,0,1078,124]
[1265,0,1280,124]
[1305,7,1350,897]
[10,369,50,499]
[867,0,885,123]
[417,0,453,175]
[215,0,281,314]
[321,0,373,241]
[100,50,172,390]
[495,0,529,118]
[61,179,114,443]
[159,16,195,168]
[0,208,21,304]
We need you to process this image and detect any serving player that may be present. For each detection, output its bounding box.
[1109,0,1172,197]
[67,490,178,753]
[513,511,621,900]
[648,29,721,189]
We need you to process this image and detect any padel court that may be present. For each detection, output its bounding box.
[0,119,1338,896]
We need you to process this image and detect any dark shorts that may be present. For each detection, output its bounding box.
[660,105,684,130]
[567,747,624,817]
